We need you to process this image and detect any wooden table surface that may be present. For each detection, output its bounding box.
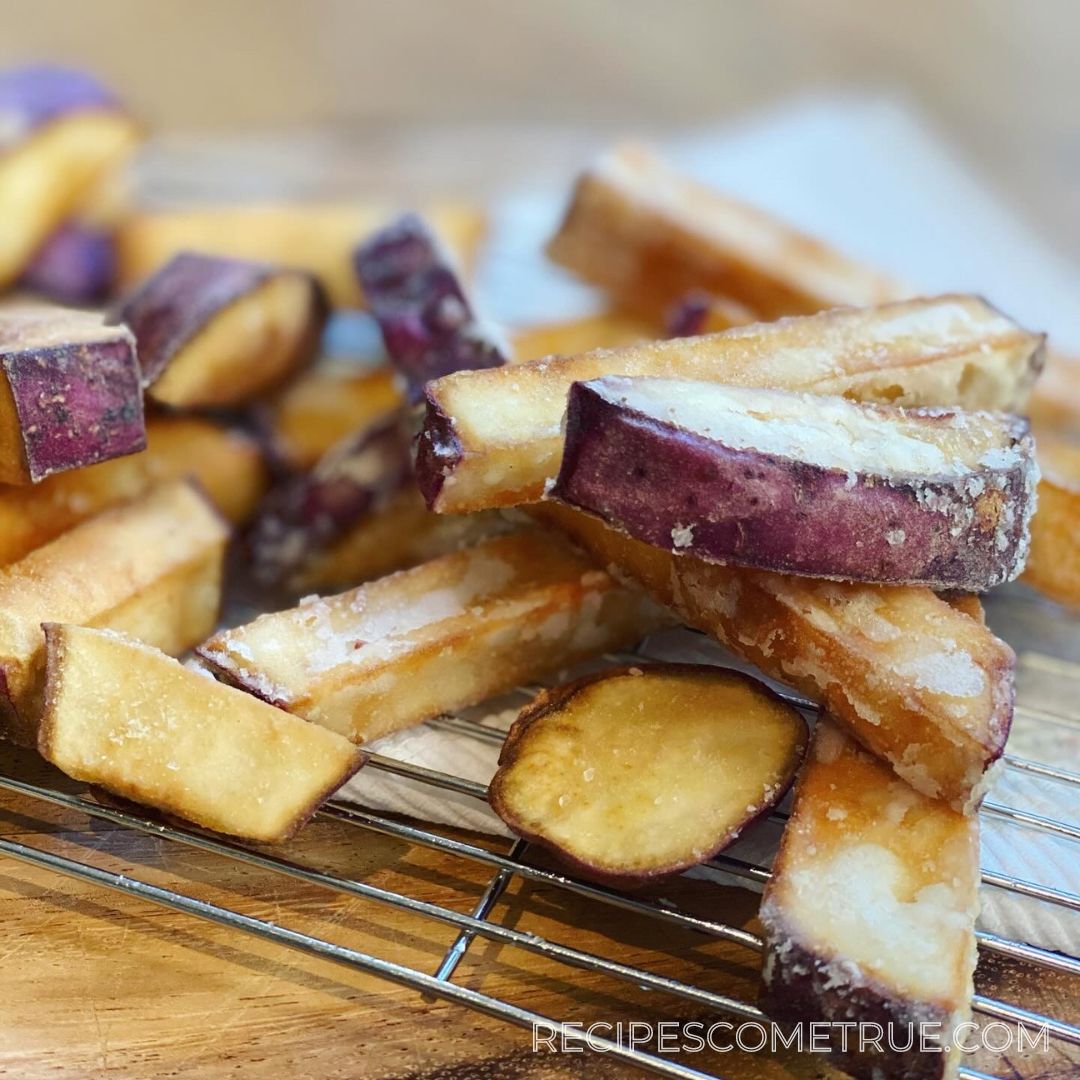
[0,736,1075,1080]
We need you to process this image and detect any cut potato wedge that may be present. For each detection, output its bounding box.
[264,361,403,471]
[0,305,144,484]
[511,312,653,363]
[555,376,1037,589]
[1023,437,1080,606]
[0,480,228,746]
[115,203,486,308]
[113,252,327,408]
[285,488,512,594]
[354,214,508,402]
[490,664,807,886]
[760,721,979,1080]
[199,530,666,745]
[547,145,901,321]
[0,67,139,289]
[535,503,1014,811]
[40,624,362,842]
[249,417,412,588]
[20,220,116,305]
[666,292,755,338]
[0,416,265,566]
[417,296,1044,513]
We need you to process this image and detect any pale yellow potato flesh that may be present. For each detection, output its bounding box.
[116,203,486,308]
[288,488,511,594]
[0,417,265,566]
[535,503,1014,811]
[0,111,139,288]
[40,625,362,843]
[0,479,228,745]
[149,273,319,408]
[760,721,978,1080]
[1023,437,1080,607]
[268,362,403,471]
[199,529,665,745]
[490,665,806,883]
[422,295,1043,513]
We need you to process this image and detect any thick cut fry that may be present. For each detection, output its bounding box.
[354,214,508,402]
[199,530,665,745]
[535,503,1014,811]
[285,488,512,593]
[40,625,362,842]
[0,417,265,566]
[555,376,1037,589]
[510,312,653,362]
[547,145,901,321]
[20,221,116,305]
[0,305,144,484]
[1023,437,1080,606]
[490,664,806,886]
[113,252,327,408]
[265,362,403,471]
[115,203,486,308]
[665,293,755,337]
[0,67,139,288]
[417,296,1044,513]
[760,722,979,1080]
[0,480,228,746]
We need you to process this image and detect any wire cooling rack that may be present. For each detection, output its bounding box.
[0,611,1076,1080]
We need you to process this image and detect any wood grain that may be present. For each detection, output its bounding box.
[0,740,1074,1079]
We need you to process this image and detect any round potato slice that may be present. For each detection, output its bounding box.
[489,663,808,886]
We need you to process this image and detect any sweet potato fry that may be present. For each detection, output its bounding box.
[510,311,653,362]
[0,416,265,566]
[0,66,139,289]
[0,305,144,484]
[760,721,979,1080]
[490,664,806,886]
[417,295,1044,513]
[113,252,327,408]
[40,624,363,842]
[1028,351,1080,436]
[665,292,755,337]
[284,488,511,594]
[554,376,1037,589]
[199,530,666,745]
[115,202,486,308]
[264,361,403,471]
[547,145,901,321]
[535,503,1014,811]
[354,214,508,402]
[19,221,116,305]
[0,479,228,746]
[1023,436,1080,606]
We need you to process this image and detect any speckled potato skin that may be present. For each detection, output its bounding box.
[553,381,1037,590]
[111,251,327,388]
[0,321,144,484]
[489,663,807,888]
[759,926,959,1080]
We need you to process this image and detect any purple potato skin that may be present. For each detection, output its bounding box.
[0,66,120,149]
[664,292,712,338]
[353,214,506,403]
[20,222,116,305]
[1,325,144,483]
[552,381,1037,591]
[110,251,327,387]
[490,663,807,890]
[247,416,412,588]
[759,911,956,1080]
[414,392,463,508]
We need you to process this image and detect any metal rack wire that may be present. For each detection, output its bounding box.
[0,653,1076,1080]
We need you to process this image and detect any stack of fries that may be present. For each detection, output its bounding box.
[0,65,1075,1080]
